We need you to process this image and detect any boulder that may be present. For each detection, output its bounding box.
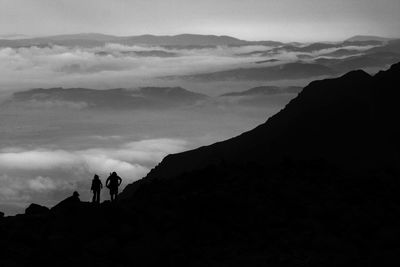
[25,203,50,216]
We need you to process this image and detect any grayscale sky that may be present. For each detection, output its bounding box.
[0,0,399,41]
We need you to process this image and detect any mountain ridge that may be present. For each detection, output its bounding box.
[2,63,400,266]
[121,62,400,199]
[0,33,284,48]
[345,35,395,42]
[176,62,336,81]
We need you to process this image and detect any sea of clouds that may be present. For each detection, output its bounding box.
[0,44,284,92]
[0,42,373,214]
[0,42,374,94]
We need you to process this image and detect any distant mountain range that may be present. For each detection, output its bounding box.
[10,87,208,109]
[344,35,395,42]
[2,33,399,83]
[95,50,179,58]
[169,39,400,82]
[0,33,396,49]
[8,85,303,110]
[318,51,399,71]
[0,33,283,48]
[0,33,29,39]
[220,86,302,97]
[235,37,396,60]
[177,62,336,81]
[247,40,384,57]
[319,49,363,58]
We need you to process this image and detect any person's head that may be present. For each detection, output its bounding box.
[94,174,99,180]
[112,171,117,176]
[72,191,80,198]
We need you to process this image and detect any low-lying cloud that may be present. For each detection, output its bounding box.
[0,138,187,176]
[0,40,378,215]
[0,42,377,93]
[0,44,279,91]
[0,138,187,214]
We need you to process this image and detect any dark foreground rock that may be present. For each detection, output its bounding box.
[25,204,50,216]
[1,63,400,267]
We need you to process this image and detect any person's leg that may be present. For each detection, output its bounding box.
[92,192,96,203]
[94,190,99,203]
[97,190,101,203]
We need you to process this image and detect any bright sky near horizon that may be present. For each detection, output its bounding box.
[0,0,399,41]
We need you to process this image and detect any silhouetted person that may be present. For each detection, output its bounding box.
[106,172,122,202]
[91,174,103,204]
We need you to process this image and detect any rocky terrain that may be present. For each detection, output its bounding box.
[1,62,400,266]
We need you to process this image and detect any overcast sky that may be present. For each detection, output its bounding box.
[0,0,399,41]
[0,0,400,41]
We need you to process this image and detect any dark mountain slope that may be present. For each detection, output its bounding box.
[2,63,400,267]
[123,62,400,189]
[115,63,400,266]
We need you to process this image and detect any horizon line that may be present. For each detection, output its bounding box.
[0,32,398,43]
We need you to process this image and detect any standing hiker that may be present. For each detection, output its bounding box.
[106,172,122,202]
[91,174,103,204]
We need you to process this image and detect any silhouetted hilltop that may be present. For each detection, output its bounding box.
[10,86,208,109]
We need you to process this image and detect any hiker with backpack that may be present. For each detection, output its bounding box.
[106,172,122,202]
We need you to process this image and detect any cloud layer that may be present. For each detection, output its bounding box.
[0,41,379,94]
[0,44,280,91]
[0,40,376,215]
[0,138,187,213]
